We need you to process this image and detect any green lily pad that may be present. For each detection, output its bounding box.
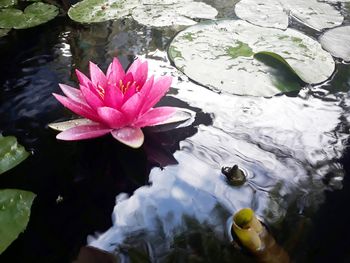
[0,0,17,8]
[0,28,10,37]
[68,0,217,26]
[168,20,335,96]
[0,135,30,174]
[68,0,138,23]
[0,189,36,254]
[131,1,218,27]
[0,2,58,29]
[235,0,344,31]
[319,25,350,61]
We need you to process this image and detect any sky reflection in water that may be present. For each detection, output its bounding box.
[0,6,350,261]
[90,54,349,260]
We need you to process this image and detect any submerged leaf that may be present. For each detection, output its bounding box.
[168,20,334,96]
[319,25,350,61]
[235,0,343,31]
[0,189,36,254]
[0,135,30,174]
[0,2,58,29]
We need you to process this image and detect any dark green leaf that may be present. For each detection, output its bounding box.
[0,189,36,254]
[0,2,58,29]
[0,135,30,174]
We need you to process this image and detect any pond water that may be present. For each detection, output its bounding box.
[1,1,350,262]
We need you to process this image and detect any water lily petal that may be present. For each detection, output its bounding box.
[106,57,125,84]
[56,124,112,141]
[140,76,172,114]
[126,58,141,76]
[75,69,93,89]
[121,92,142,121]
[111,127,144,148]
[134,106,176,127]
[97,107,127,128]
[138,74,154,99]
[79,84,104,110]
[76,69,100,98]
[123,82,137,103]
[122,72,134,87]
[134,61,148,87]
[53,93,100,122]
[120,77,155,120]
[59,84,86,105]
[104,84,123,109]
[89,61,107,88]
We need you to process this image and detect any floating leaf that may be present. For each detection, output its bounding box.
[0,2,58,29]
[0,28,10,37]
[168,20,335,96]
[0,135,30,174]
[0,189,36,254]
[319,25,350,61]
[235,0,344,31]
[235,0,288,29]
[0,0,17,8]
[68,0,138,23]
[131,1,217,27]
[68,0,217,26]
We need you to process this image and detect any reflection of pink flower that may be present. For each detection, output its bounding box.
[53,58,178,148]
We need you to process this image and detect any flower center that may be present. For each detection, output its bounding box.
[119,79,140,94]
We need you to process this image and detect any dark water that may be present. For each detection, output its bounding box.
[1,2,350,263]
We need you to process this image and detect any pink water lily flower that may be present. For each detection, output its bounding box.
[52,58,179,148]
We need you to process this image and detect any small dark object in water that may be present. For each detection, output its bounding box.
[221,165,246,186]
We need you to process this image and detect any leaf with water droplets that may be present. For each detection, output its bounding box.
[0,189,36,254]
[0,135,30,174]
[48,118,96,132]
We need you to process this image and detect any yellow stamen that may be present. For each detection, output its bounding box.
[97,84,105,99]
